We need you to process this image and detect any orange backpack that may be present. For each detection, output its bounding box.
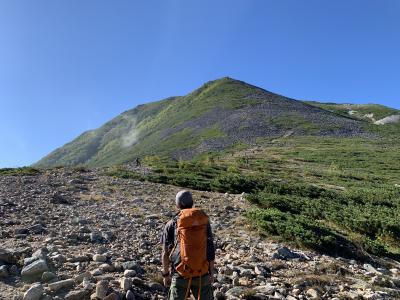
[174,208,209,279]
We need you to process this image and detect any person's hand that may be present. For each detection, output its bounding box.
[209,273,215,285]
[163,275,172,287]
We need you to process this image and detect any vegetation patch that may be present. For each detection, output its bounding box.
[0,167,40,176]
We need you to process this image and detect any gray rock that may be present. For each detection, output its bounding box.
[120,277,132,291]
[272,247,304,260]
[29,224,46,234]
[90,232,103,243]
[0,265,8,278]
[15,228,29,235]
[214,291,226,300]
[41,271,57,282]
[103,293,120,300]
[96,280,108,298]
[125,290,136,300]
[363,263,380,274]
[148,282,164,292]
[122,261,144,274]
[93,254,107,262]
[48,279,74,292]
[101,231,115,242]
[50,193,70,204]
[0,248,14,264]
[253,284,276,294]
[9,265,19,275]
[306,288,320,299]
[23,283,43,300]
[225,286,250,297]
[64,289,91,300]
[123,269,137,277]
[254,265,270,277]
[21,259,49,282]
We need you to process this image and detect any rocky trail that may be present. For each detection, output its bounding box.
[1,168,400,300]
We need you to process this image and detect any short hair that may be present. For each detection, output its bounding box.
[175,190,193,209]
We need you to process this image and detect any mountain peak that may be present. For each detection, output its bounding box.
[35,79,375,167]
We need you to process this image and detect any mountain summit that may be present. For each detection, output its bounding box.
[35,77,372,167]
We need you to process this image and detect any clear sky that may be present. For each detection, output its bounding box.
[1,0,399,167]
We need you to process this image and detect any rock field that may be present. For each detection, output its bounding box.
[1,168,400,300]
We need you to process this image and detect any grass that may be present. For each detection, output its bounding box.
[0,167,40,176]
[106,135,400,261]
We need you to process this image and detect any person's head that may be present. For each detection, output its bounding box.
[175,190,193,209]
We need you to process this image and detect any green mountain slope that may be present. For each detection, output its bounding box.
[35,77,396,167]
[305,101,399,123]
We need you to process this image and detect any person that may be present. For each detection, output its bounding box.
[161,190,215,300]
[135,157,141,167]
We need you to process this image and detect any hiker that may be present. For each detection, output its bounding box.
[161,190,215,300]
[135,157,141,167]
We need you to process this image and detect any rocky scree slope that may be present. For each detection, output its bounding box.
[1,168,400,299]
[35,77,370,168]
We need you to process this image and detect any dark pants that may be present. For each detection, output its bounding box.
[168,273,213,300]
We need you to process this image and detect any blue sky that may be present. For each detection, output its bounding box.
[1,0,399,167]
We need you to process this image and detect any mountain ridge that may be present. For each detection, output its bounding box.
[34,77,398,167]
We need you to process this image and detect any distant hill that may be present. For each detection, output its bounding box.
[35,77,398,167]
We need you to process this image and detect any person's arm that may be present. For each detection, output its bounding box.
[206,222,216,284]
[161,246,172,287]
[161,220,174,287]
[208,260,215,284]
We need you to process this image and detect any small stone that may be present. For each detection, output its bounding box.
[0,265,8,278]
[149,282,164,292]
[126,290,136,300]
[15,228,29,235]
[306,288,320,299]
[23,283,43,300]
[90,232,102,243]
[390,268,399,275]
[103,293,120,300]
[214,291,226,300]
[123,270,137,277]
[9,264,19,275]
[41,271,57,282]
[0,248,14,264]
[91,268,103,276]
[120,277,132,291]
[254,265,270,277]
[48,279,74,292]
[122,261,143,273]
[93,254,107,263]
[29,224,46,234]
[96,280,108,298]
[292,288,301,295]
[64,289,91,300]
[272,247,303,260]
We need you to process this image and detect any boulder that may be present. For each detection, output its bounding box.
[21,259,49,282]
[23,283,43,300]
